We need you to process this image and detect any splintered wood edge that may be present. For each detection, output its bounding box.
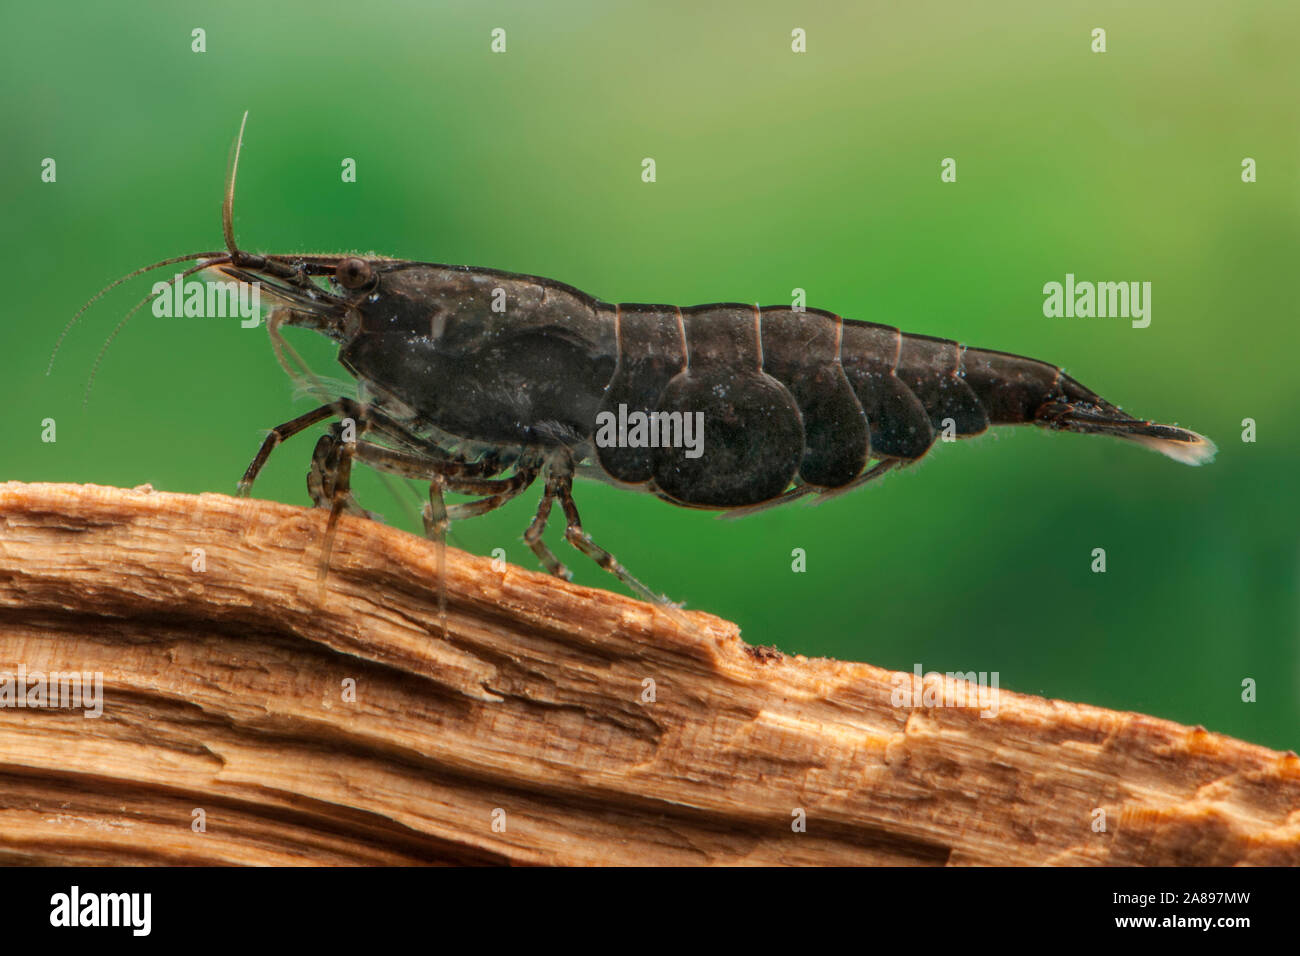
[0,481,1296,866]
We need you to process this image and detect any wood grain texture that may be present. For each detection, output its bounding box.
[0,481,1295,866]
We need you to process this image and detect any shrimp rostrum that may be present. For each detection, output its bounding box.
[64,124,1215,605]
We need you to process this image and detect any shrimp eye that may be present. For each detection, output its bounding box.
[336,257,373,290]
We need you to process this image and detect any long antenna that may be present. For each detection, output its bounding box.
[223,110,249,255]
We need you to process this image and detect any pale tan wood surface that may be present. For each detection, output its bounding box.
[0,482,1295,865]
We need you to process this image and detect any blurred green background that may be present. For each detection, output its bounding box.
[3,1,1297,748]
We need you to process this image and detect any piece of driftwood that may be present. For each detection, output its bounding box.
[0,481,1295,866]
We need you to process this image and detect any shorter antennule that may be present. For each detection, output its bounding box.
[81,256,231,406]
[48,251,227,376]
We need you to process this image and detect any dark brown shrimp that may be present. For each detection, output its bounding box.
[61,116,1215,606]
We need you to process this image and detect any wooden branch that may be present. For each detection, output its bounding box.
[0,481,1296,866]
